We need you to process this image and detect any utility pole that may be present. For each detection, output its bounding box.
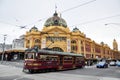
[1,34,7,63]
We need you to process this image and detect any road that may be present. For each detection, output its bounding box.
[60,66,120,78]
[0,61,120,80]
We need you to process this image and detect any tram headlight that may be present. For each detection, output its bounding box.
[24,62,27,65]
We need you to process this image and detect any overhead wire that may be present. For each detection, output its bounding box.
[0,0,97,28]
[61,0,96,13]
[2,0,118,29]
[70,14,120,27]
[23,0,97,27]
[0,17,47,29]
[0,20,17,27]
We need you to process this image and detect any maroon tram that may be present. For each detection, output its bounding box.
[23,48,85,73]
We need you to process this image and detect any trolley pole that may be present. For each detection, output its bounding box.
[41,32,54,49]
[1,34,7,63]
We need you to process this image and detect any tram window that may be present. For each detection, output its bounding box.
[38,55,46,61]
[38,55,58,61]
[64,56,72,61]
[76,57,82,61]
[25,53,34,59]
[46,56,58,61]
[51,57,58,61]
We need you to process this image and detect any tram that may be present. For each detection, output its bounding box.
[23,47,85,73]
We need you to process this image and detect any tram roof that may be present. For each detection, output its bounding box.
[25,48,83,57]
[39,50,83,57]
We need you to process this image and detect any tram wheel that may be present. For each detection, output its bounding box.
[29,69,34,73]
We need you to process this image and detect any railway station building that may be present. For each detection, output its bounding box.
[24,11,120,61]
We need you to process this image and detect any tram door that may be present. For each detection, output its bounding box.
[59,56,63,65]
[73,57,75,64]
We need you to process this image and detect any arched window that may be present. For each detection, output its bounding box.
[34,39,41,49]
[52,47,63,52]
[27,40,30,44]
[71,40,76,44]
[71,40,77,52]
[54,20,59,25]
[35,39,40,43]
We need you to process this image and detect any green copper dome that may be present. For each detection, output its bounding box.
[44,12,67,28]
[29,26,38,32]
[72,27,80,32]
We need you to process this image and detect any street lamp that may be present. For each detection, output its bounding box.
[1,34,7,62]
[105,23,120,26]
[105,23,120,31]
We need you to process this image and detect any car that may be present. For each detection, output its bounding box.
[116,61,120,67]
[96,62,108,68]
[109,61,116,66]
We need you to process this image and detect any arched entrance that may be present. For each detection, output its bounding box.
[52,47,64,52]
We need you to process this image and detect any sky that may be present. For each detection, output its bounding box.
[0,0,120,50]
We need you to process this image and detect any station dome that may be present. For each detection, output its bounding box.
[29,26,38,32]
[44,12,67,28]
[72,27,80,32]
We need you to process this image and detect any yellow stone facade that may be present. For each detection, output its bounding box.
[24,12,120,60]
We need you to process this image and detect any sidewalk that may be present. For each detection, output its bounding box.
[0,61,24,68]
